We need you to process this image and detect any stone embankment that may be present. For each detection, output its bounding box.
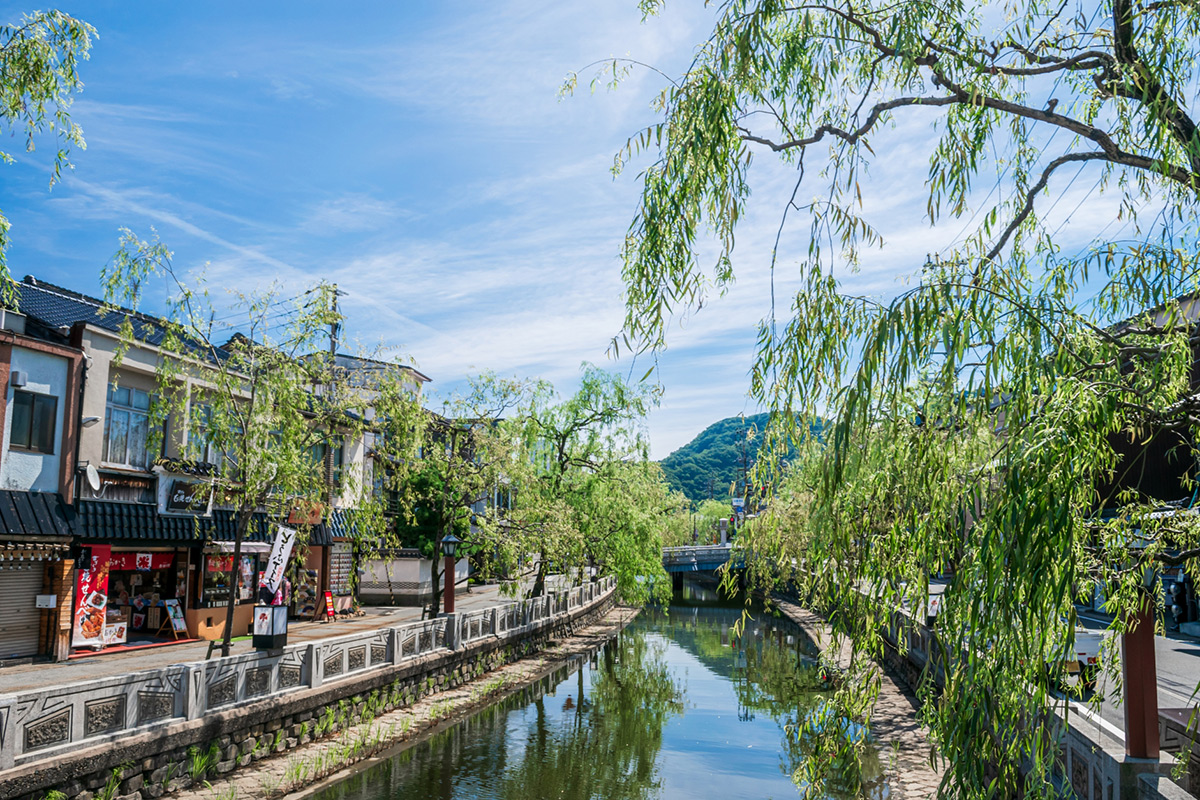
[772,595,946,800]
[0,579,618,800]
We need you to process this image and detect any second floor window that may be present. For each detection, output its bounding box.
[9,390,57,454]
[310,438,345,488]
[104,385,152,469]
[189,403,238,473]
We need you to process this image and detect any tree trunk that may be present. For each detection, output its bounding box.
[430,541,443,617]
[221,504,254,657]
[530,548,547,598]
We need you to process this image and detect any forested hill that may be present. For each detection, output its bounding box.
[658,413,823,503]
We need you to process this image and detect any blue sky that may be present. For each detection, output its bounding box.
[0,2,1140,457]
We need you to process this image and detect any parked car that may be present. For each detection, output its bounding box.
[1048,627,1105,691]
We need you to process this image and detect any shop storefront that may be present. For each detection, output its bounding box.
[0,491,78,662]
[74,465,338,649]
[189,539,272,640]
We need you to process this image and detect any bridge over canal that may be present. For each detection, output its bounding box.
[661,544,741,573]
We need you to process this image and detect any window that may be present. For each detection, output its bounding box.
[189,403,238,473]
[9,391,57,453]
[310,438,345,487]
[104,385,152,468]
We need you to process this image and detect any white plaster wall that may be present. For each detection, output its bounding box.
[360,556,467,602]
[1,346,69,492]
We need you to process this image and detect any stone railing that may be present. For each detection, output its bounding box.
[871,595,1187,799]
[0,576,616,771]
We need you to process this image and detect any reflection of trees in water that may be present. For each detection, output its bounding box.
[659,604,883,799]
[313,604,885,800]
[332,632,686,800]
[495,631,685,800]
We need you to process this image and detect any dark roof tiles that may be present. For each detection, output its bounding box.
[0,491,79,538]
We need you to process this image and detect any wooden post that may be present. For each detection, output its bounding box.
[444,555,455,614]
[1122,594,1160,758]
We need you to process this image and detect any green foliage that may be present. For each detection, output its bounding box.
[375,372,529,613]
[581,0,1200,795]
[0,10,93,300]
[659,413,820,502]
[102,231,423,653]
[659,413,766,502]
[500,364,685,604]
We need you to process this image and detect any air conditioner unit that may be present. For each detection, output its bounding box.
[11,370,27,388]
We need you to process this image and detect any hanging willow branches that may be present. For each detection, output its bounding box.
[574,0,1200,795]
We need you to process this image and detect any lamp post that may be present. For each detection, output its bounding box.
[441,534,461,615]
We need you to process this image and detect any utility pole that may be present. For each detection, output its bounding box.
[325,284,341,502]
[323,284,342,614]
[738,413,748,501]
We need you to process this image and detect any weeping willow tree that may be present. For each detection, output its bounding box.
[103,231,417,656]
[571,0,1200,795]
[505,365,684,604]
[1,10,93,296]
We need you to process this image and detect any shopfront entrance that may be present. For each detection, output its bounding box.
[0,564,43,659]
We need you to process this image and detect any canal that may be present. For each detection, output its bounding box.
[310,580,884,799]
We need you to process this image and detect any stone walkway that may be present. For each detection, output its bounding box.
[0,583,558,695]
[773,595,946,800]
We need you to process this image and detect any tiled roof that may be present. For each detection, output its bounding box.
[328,507,361,540]
[78,500,273,544]
[76,500,336,547]
[13,276,228,362]
[0,491,79,538]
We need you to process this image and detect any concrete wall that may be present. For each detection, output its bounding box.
[0,577,615,800]
[76,328,163,472]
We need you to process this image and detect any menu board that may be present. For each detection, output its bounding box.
[72,545,111,648]
[329,543,353,596]
[163,599,188,633]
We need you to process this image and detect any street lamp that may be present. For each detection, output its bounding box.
[440,534,461,614]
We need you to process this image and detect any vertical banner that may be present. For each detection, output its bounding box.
[72,544,111,647]
[263,525,297,596]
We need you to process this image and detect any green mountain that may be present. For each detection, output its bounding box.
[659,413,822,503]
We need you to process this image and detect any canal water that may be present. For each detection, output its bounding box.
[311,580,883,800]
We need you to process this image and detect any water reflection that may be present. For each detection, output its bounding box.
[312,581,884,800]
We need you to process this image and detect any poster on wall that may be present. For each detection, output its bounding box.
[72,544,111,648]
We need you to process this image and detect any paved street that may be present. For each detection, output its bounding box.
[916,580,1199,741]
[0,583,534,696]
[1076,609,1200,730]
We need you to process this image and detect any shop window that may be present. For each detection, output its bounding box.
[9,390,57,453]
[203,553,262,606]
[103,385,153,469]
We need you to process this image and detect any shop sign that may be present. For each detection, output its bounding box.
[163,599,188,633]
[164,479,212,514]
[208,554,235,572]
[262,525,297,596]
[287,501,323,526]
[72,544,111,648]
[253,604,288,649]
[110,552,174,571]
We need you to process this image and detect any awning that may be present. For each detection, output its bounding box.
[206,541,271,554]
[0,491,79,538]
[79,501,274,544]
